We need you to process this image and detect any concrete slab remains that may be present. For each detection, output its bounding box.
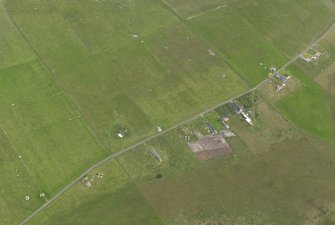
[187,134,231,160]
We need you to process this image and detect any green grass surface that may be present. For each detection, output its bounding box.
[138,136,335,225]
[20,91,335,225]
[296,24,335,79]
[4,0,249,148]
[224,0,335,58]
[4,0,176,53]
[0,131,42,225]
[275,65,335,144]
[162,0,224,19]
[118,130,199,181]
[1,0,335,224]
[0,61,106,224]
[125,96,335,225]
[315,62,335,96]
[226,93,301,154]
[0,4,35,70]
[27,160,163,225]
[294,23,335,96]
[204,111,224,131]
[188,7,288,85]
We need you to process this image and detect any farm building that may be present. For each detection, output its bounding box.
[150,147,162,162]
[205,121,217,134]
[230,101,242,114]
[274,72,291,83]
[230,101,254,125]
[240,111,253,125]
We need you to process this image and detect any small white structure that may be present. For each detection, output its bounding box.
[300,51,322,63]
[82,177,92,188]
[241,112,253,125]
[40,193,45,198]
[208,49,216,56]
[25,196,30,201]
[157,126,162,132]
[150,147,162,162]
[96,172,104,178]
[276,83,286,92]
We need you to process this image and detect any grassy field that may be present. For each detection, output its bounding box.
[0,9,107,222]
[262,21,335,145]
[0,4,35,70]
[137,136,335,225]
[4,0,249,149]
[162,0,224,19]
[1,0,335,224]
[224,0,335,58]
[259,74,302,102]
[0,61,107,194]
[29,95,335,225]
[0,60,110,224]
[26,160,163,225]
[315,62,335,96]
[295,23,335,96]
[187,0,335,85]
[117,129,199,181]
[130,95,335,225]
[226,92,301,154]
[0,131,42,225]
[187,6,288,86]
[296,24,335,79]
[273,65,335,144]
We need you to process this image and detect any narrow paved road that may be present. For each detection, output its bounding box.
[19,18,335,225]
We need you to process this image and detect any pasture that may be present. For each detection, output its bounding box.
[0,131,42,225]
[137,135,335,225]
[162,0,224,19]
[274,65,335,144]
[4,0,248,148]
[0,4,35,70]
[225,92,301,154]
[0,5,107,222]
[0,61,107,224]
[315,62,335,96]
[26,160,163,225]
[28,95,335,225]
[296,23,335,79]
[1,0,335,224]
[295,23,335,96]
[224,0,335,58]
[188,6,288,86]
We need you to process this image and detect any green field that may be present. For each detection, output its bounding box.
[224,0,335,58]
[295,23,335,96]
[27,160,163,225]
[296,24,335,79]
[315,62,335,96]
[162,0,224,19]
[137,136,335,225]
[1,0,335,224]
[4,0,249,148]
[274,65,335,144]
[0,60,108,193]
[0,6,35,70]
[188,7,288,85]
[26,95,335,225]
[0,131,42,225]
